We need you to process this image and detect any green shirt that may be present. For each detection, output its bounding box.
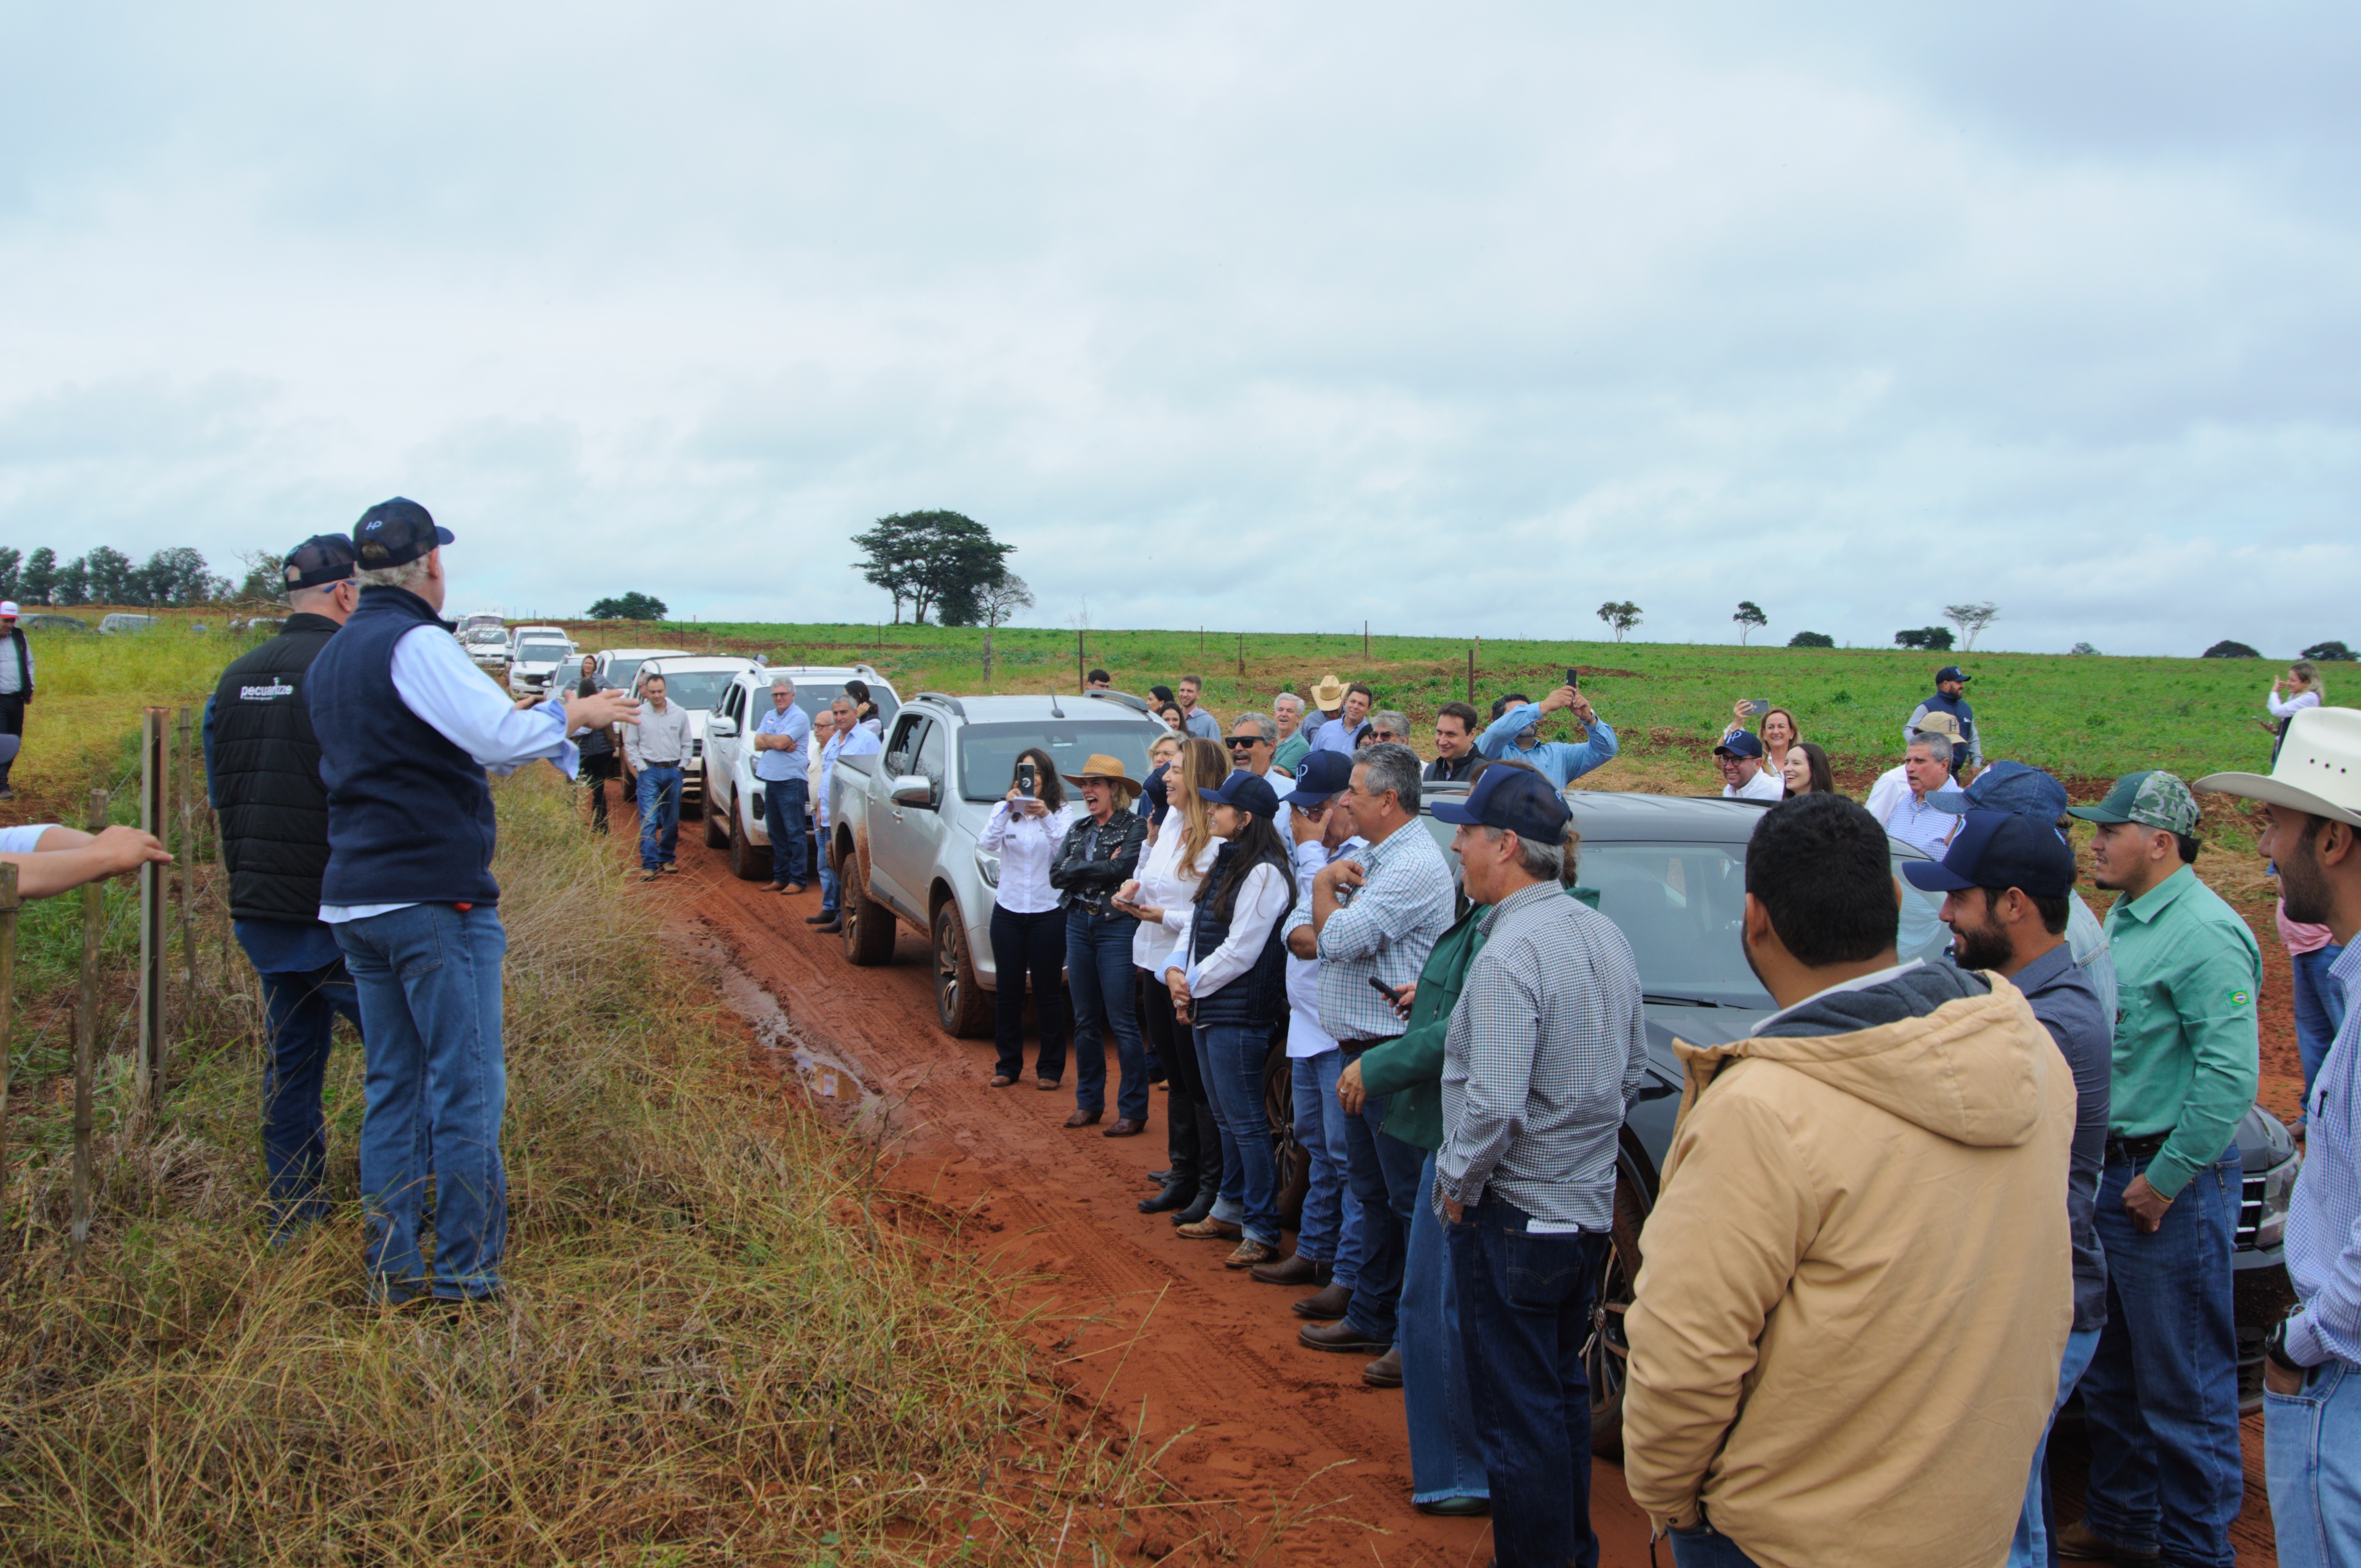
[1273,731,1312,777]
[2101,863,2261,1200]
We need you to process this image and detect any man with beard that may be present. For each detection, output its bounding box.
[2197,707,2361,1558]
[1906,812,2110,1567]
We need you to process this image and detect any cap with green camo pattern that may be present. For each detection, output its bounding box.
[2065,770,2200,836]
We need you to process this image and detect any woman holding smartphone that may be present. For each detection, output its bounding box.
[1164,769,1298,1268]
[980,748,1076,1089]
[1118,738,1227,1218]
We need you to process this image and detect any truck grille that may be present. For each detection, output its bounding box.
[2234,1172,2263,1250]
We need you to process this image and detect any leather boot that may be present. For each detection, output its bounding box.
[1140,1094,1199,1213]
[1172,1103,1224,1226]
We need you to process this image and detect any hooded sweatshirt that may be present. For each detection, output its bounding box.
[1622,962,2075,1568]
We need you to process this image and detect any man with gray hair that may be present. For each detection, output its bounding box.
[1368,710,1412,745]
[1285,741,1456,1364]
[1272,693,1310,777]
[752,674,812,894]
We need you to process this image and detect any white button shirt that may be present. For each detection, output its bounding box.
[977,798,1078,915]
[1131,821,1220,973]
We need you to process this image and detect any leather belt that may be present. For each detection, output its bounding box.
[2104,1131,2170,1166]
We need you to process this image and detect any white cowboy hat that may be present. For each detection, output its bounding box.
[2194,705,2361,828]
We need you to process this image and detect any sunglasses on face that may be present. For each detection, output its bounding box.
[1371,729,1399,741]
[1227,736,1267,750]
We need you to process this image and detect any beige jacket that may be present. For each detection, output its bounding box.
[1622,970,2075,1568]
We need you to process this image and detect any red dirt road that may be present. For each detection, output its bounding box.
[638,803,2288,1566]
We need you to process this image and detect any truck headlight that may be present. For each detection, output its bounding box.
[974,847,1001,888]
[2255,1154,2300,1251]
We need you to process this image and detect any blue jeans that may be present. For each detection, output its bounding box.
[334,903,511,1302]
[2294,944,2348,1117]
[2267,1359,2361,1568]
[257,961,367,1229]
[1339,1045,1426,1345]
[2009,1326,2103,1567]
[1198,1022,1280,1246]
[2080,1145,2244,1567]
[636,765,682,869]
[818,841,840,915]
[1448,1197,1609,1568]
[1403,1150,1487,1505]
[761,776,809,884]
[1191,1027,1248,1228]
[1289,1050,1356,1273]
[1066,911,1149,1122]
[1668,1522,1761,1567]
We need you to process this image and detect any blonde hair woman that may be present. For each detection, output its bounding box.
[1116,738,1230,1218]
[2268,661,2324,764]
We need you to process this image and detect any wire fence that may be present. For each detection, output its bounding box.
[0,705,254,1271]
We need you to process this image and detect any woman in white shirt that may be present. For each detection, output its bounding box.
[2267,662,2323,764]
[980,748,1079,1088]
[1116,738,1227,1219]
[1162,768,1298,1268]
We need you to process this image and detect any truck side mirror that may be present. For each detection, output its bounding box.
[708,716,739,739]
[890,774,935,809]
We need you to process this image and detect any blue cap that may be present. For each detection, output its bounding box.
[282,533,358,590]
[1199,769,1281,818]
[1902,810,2076,898]
[1935,666,1970,684]
[1932,758,2067,819]
[352,497,454,569]
[1281,749,1354,808]
[1430,763,1572,845]
[1713,729,1764,760]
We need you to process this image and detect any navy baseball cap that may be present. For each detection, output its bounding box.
[282,533,358,591]
[1282,749,1354,808]
[1935,666,1970,684]
[1902,810,2075,898]
[1713,729,1765,760]
[1932,758,2068,819]
[352,497,453,569]
[1430,761,1572,845]
[1199,770,1281,818]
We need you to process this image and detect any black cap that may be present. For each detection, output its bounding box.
[1430,761,1573,845]
[352,497,454,569]
[282,533,358,591]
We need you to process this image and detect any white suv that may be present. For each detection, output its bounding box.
[589,645,689,692]
[506,629,579,697]
[628,655,760,816]
[701,664,900,881]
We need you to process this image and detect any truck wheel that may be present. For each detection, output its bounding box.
[728,807,771,881]
[1585,1164,1650,1460]
[839,861,897,966]
[702,788,728,849]
[932,903,994,1039]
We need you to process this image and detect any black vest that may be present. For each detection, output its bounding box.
[1188,841,1294,1028]
[209,613,342,923]
[306,586,502,908]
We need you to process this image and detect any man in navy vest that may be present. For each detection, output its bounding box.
[1905,666,1984,772]
[306,499,640,1304]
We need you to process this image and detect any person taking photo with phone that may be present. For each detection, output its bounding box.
[1474,679,1618,787]
[979,748,1077,1091]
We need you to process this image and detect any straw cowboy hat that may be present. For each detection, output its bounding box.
[1059,754,1143,797]
[2195,705,2361,827]
[1309,674,1347,710]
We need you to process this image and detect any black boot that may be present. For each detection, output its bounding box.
[1171,1101,1224,1227]
[1140,1094,1199,1213]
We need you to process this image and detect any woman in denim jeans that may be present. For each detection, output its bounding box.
[1049,756,1150,1133]
[1165,770,1296,1268]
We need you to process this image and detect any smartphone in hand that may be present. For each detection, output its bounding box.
[1565,666,1581,692]
[1017,762,1037,798]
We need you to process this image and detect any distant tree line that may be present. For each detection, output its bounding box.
[0,545,233,607]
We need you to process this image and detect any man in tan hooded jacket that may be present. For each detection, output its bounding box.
[1623,793,2076,1568]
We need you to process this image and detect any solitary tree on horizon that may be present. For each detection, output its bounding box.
[1597,600,1643,642]
[1944,601,2000,651]
[972,570,1034,685]
[1734,601,1768,645]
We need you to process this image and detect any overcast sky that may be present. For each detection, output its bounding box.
[2,4,2355,656]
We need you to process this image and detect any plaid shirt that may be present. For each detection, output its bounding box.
[1437,878,1651,1229]
[1285,818,1456,1043]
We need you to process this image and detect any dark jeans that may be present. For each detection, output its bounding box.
[1066,910,1149,1121]
[0,691,21,786]
[581,751,616,833]
[1339,1042,1427,1344]
[1198,1021,1281,1246]
[334,903,510,1302]
[762,776,810,884]
[2081,1145,2244,1568]
[989,903,1068,1081]
[1448,1196,1610,1568]
[257,960,367,1229]
[2293,944,2347,1116]
[635,765,682,869]
[1668,1522,1761,1568]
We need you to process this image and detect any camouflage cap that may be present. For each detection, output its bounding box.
[2066,770,2200,836]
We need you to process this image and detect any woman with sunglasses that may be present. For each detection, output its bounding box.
[1163,769,1298,1268]
[1116,738,1228,1216]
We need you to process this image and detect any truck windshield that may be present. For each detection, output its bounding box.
[956,722,1161,803]
[648,671,735,710]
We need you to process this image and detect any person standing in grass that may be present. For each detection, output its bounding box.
[1173,674,1222,742]
[573,654,618,834]
[0,599,30,799]
[623,671,694,883]
[752,675,812,895]
[1476,682,1619,786]
[1865,731,1966,856]
[307,498,640,1304]
[1905,664,1983,771]
[2059,771,2256,1568]
[2265,660,2322,764]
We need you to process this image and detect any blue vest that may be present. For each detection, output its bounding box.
[1188,842,1294,1029]
[306,586,502,908]
[1924,688,1977,767]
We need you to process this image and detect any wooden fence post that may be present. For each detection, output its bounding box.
[1467,644,1476,704]
[70,787,104,1270]
[176,708,196,1029]
[0,862,18,1232]
[137,707,170,1115]
[1363,620,1370,658]
[1076,628,1084,694]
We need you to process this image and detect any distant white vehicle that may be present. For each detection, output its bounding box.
[458,623,511,671]
[99,613,157,635]
[507,631,579,697]
[588,645,690,693]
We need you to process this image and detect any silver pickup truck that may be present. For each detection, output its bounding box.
[826,691,1168,1036]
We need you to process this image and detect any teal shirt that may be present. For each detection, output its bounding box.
[1273,731,1312,778]
[2101,864,2261,1200]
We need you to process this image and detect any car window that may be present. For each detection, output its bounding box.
[885,715,928,775]
[777,682,900,730]
[644,671,734,711]
[914,718,947,797]
[954,721,1160,802]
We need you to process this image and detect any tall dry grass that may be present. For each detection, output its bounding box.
[0,771,1172,1565]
